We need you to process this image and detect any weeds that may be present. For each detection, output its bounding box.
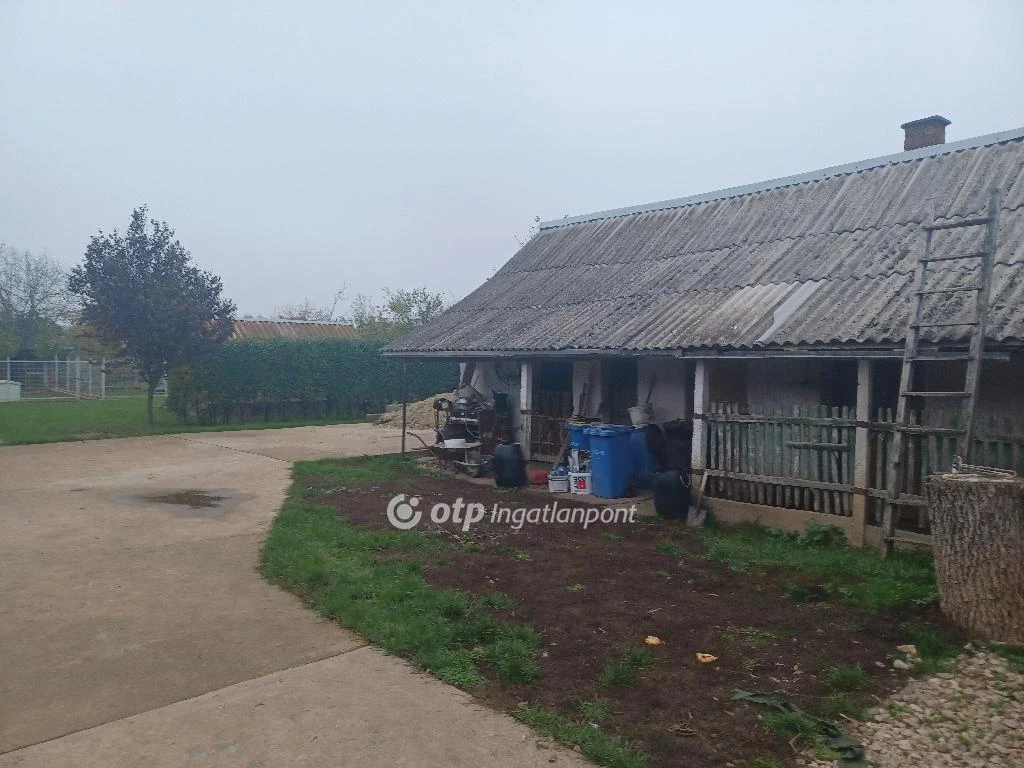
[654,540,687,557]
[819,694,866,721]
[721,626,779,648]
[566,583,586,593]
[827,663,870,692]
[577,698,613,722]
[904,623,958,673]
[759,710,819,743]
[992,644,1024,674]
[701,522,937,610]
[473,592,517,611]
[599,649,656,686]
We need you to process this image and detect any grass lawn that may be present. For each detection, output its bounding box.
[0,397,365,445]
[263,455,956,768]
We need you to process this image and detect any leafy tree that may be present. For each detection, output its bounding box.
[68,207,236,426]
[347,287,448,342]
[0,243,77,357]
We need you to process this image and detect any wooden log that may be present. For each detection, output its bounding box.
[924,473,1024,643]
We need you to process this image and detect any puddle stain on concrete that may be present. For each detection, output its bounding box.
[112,488,250,518]
[143,490,227,508]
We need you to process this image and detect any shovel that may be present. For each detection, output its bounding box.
[686,471,708,527]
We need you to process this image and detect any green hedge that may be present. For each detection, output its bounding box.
[167,339,457,425]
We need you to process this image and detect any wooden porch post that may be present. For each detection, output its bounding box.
[400,361,408,456]
[520,361,533,460]
[851,359,873,546]
[691,360,711,476]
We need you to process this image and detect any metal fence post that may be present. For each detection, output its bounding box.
[66,357,71,391]
[75,357,81,398]
[88,362,94,397]
[100,357,106,399]
[5,357,9,381]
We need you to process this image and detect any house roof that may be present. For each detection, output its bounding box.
[231,319,358,341]
[385,127,1024,357]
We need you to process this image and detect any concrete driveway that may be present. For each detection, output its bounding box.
[0,425,585,768]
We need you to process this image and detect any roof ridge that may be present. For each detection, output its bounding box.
[539,126,1024,230]
[237,318,355,326]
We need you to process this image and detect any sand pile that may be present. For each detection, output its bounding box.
[375,394,451,430]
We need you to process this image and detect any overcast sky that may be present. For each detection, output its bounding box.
[2,1,1022,317]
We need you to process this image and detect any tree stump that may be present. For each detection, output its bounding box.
[925,473,1024,643]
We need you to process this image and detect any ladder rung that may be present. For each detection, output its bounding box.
[924,217,992,231]
[921,251,986,264]
[900,391,971,398]
[909,354,975,362]
[912,321,978,328]
[915,286,980,296]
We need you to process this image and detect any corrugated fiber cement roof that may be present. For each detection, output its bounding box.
[386,128,1024,355]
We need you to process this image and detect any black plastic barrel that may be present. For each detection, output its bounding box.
[653,469,690,519]
[492,443,527,488]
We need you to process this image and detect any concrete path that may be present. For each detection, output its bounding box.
[0,425,586,767]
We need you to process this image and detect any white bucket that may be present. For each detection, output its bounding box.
[628,404,652,427]
[570,472,592,495]
[548,474,570,493]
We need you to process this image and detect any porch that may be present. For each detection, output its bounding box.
[463,351,1024,547]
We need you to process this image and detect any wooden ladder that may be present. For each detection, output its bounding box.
[881,188,1001,556]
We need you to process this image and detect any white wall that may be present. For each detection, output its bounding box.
[571,360,603,419]
[639,358,690,421]
[746,359,822,413]
[468,359,525,443]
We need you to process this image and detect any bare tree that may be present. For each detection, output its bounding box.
[0,243,77,356]
[276,287,347,321]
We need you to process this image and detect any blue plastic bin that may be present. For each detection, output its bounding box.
[629,427,657,489]
[565,423,592,451]
[585,425,632,498]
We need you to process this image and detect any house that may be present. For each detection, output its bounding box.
[231,319,359,340]
[384,117,1024,547]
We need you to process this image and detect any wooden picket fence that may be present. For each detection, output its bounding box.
[706,404,856,516]
[866,409,1024,532]
[706,403,1024,535]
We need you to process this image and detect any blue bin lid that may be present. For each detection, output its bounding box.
[583,425,631,437]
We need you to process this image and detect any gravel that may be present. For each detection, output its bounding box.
[801,648,1024,767]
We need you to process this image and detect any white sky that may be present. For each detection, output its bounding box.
[1,0,1022,316]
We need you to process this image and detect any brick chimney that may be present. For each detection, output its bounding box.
[901,115,951,151]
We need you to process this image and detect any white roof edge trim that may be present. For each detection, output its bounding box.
[538,127,1024,230]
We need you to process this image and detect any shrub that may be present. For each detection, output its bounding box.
[168,339,457,424]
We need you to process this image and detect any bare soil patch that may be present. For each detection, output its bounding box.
[303,466,941,767]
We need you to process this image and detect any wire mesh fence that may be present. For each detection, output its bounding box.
[0,358,161,400]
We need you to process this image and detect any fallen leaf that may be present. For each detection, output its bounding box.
[645,635,663,646]
[696,652,718,663]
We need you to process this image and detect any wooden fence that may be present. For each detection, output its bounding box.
[706,404,856,516]
[706,404,1024,536]
[867,409,1024,532]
